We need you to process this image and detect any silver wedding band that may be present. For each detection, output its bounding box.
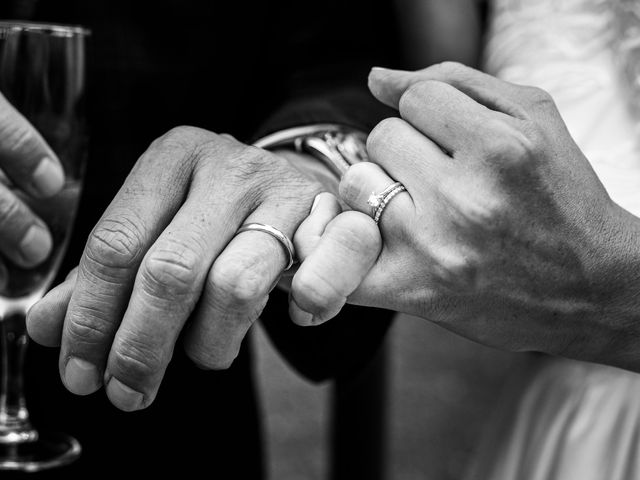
[367,181,407,226]
[236,223,295,270]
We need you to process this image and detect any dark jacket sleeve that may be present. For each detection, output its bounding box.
[251,0,402,383]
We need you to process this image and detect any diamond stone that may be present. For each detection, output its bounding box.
[367,193,381,208]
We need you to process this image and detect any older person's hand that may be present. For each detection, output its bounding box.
[27,127,324,411]
[289,62,640,372]
[0,92,65,273]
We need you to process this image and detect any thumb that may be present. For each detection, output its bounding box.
[26,266,78,347]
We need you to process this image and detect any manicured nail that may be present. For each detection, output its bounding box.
[31,156,64,197]
[64,357,101,395]
[20,224,52,265]
[106,377,144,412]
[289,298,314,326]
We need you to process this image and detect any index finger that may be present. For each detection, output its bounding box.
[0,92,64,198]
[368,62,529,119]
[395,80,518,158]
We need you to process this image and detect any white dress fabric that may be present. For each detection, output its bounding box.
[465,1,640,479]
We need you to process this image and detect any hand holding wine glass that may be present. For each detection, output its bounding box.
[0,90,62,271]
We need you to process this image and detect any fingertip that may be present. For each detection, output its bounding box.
[18,223,53,268]
[294,192,342,260]
[63,356,102,396]
[311,191,338,213]
[290,269,345,327]
[31,156,65,198]
[106,377,145,412]
[182,331,240,371]
[368,67,411,109]
[288,295,314,327]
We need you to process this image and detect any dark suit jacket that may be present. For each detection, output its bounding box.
[1,1,401,477]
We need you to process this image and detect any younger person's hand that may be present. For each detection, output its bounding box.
[289,62,640,373]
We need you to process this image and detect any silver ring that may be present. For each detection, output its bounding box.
[236,223,295,270]
[367,182,407,226]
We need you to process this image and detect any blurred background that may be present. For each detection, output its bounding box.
[253,313,529,480]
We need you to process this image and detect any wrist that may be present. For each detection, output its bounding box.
[584,202,640,371]
[254,123,369,198]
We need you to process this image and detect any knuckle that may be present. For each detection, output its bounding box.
[434,60,467,75]
[140,243,201,300]
[367,116,406,159]
[520,120,548,153]
[142,126,209,172]
[225,145,275,184]
[0,191,24,226]
[0,116,37,156]
[185,343,237,371]
[398,80,431,115]
[458,196,508,232]
[209,258,266,306]
[112,337,163,382]
[194,142,278,198]
[85,216,145,270]
[153,125,203,150]
[65,308,113,346]
[482,120,535,169]
[429,248,479,293]
[522,86,555,110]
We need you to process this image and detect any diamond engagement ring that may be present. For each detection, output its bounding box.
[236,223,296,270]
[366,181,407,226]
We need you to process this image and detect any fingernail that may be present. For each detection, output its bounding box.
[370,67,395,78]
[31,156,64,197]
[64,357,101,395]
[106,377,144,412]
[311,194,322,213]
[20,224,52,265]
[289,298,314,326]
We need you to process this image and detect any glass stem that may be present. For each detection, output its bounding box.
[0,313,37,444]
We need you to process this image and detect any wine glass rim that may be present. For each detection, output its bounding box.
[0,20,90,37]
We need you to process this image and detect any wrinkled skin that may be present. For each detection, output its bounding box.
[27,126,324,411]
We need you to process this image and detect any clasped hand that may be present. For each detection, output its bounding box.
[25,62,640,413]
[289,62,639,372]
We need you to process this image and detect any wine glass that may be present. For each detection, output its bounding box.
[0,20,89,472]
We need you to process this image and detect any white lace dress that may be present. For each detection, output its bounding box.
[465,1,640,479]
